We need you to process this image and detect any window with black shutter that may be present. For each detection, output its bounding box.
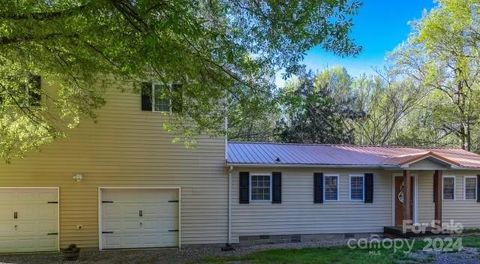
[141,82,152,111]
[272,172,282,204]
[314,173,324,203]
[239,172,250,204]
[477,175,480,203]
[364,173,374,203]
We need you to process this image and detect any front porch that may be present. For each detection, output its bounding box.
[383,226,441,238]
[386,168,444,237]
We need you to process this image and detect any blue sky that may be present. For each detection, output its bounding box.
[302,0,436,77]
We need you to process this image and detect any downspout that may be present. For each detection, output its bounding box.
[228,165,233,245]
[221,166,235,251]
[222,101,235,251]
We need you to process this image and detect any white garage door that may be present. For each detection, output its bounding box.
[0,188,59,253]
[101,189,179,249]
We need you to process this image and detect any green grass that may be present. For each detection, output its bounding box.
[204,247,408,264]
[203,235,480,264]
[462,235,480,248]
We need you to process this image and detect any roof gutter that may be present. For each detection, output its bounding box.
[226,163,479,170]
[225,163,398,169]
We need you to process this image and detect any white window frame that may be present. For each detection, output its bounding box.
[151,82,172,113]
[249,173,272,203]
[323,174,339,201]
[464,176,477,200]
[443,176,456,200]
[349,174,365,201]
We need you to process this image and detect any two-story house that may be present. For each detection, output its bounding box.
[1,79,480,253]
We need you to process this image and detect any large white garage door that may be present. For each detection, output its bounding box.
[0,188,59,253]
[101,189,179,249]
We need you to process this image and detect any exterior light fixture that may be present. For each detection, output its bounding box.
[73,173,83,182]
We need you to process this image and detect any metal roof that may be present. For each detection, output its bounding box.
[227,142,480,169]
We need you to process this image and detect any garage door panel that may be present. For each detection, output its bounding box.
[0,188,58,253]
[101,189,179,249]
[102,235,121,248]
[31,221,58,234]
[14,236,56,251]
[142,233,177,246]
[141,219,177,230]
[0,223,14,234]
[16,205,38,219]
[0,239,15,252]
[0,206,13,221]
[37,205,58,219]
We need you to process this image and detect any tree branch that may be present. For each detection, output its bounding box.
[0,4,93,20]
[0,33,78,45]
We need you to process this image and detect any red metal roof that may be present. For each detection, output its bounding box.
[227,142,480,169]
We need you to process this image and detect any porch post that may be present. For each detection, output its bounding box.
[433,170,443,225]
[403,170,412,222]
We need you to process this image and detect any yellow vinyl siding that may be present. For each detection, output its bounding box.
[231,168,392,242]
[442,171,480,228]
[416,171,435,224]
[0,82,227,249]
[404,171,480,228]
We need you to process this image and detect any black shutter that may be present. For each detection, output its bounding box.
[272,172,282,204]
[29,75,41,106]
[239,172,250,204]
[314,173,323,203]
[171,83,183,113]
[364,173,374,203]
[477,175,480,203]
[141,82,152,111]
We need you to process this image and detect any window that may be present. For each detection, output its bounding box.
[153,84,171,112]
[250,175,271,201]
[350,175,364,201]
[464,177,477,200]
[324,175,339,201]
[443,176,455,200]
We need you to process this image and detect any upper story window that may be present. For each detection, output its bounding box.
[443,176,455,200]
[324,175,339,201]
[350,175,364,201]
[464,176,477,200]
[141,82,182,113]
[153,84,171,112]
[250,174,271,202]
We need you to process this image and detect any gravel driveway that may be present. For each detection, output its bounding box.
[0,239,349,264]
[409,247,480,264]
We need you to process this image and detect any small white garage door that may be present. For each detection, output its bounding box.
[0,188,59,253]
[101,188,179,249]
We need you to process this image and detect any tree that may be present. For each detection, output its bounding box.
[391,0,480,151]
[0,0,361,160]
[351,71,425,145]
[227,84,280,142]
[275,67,361,144]
[390,99,460,147]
